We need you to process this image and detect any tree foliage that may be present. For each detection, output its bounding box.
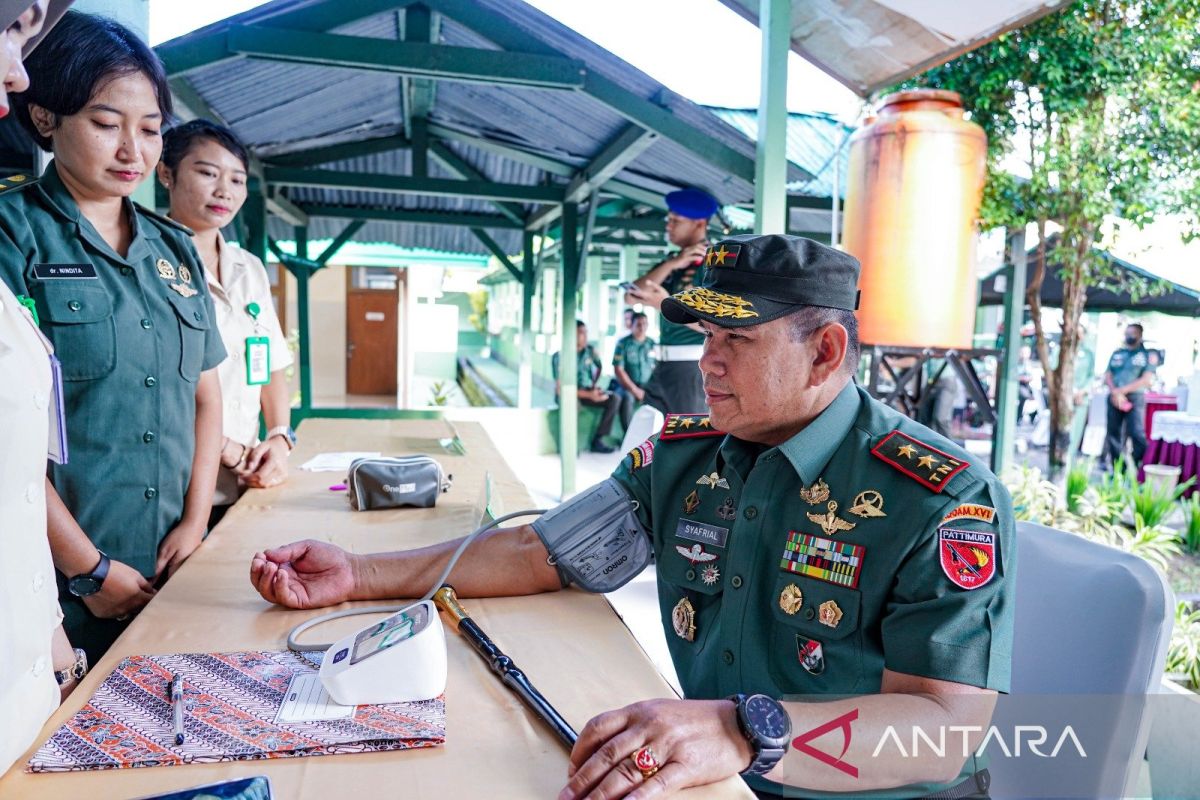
[901,0,1200,466]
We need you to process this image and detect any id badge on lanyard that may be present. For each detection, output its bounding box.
[244,302,270,385]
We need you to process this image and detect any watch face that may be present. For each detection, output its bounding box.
[746,694,790,740]
[69,576,101,597]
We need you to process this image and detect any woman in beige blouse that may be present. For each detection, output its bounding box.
[158,120,294,522]
[0,0,79,777]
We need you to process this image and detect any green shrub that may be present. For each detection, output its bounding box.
[1065,459,1092,514]
[1182,494,1200,554]
[1167,602,1200,691]
[1127,474,1195,529]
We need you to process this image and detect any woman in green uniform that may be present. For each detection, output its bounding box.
[0,11,227,662]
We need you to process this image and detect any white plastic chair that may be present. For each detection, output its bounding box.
[620,404,665,453]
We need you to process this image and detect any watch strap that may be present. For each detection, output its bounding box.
[55,648,88,685]
[68,551,110,596]
[266,425,295,450]
[728,693,790,777]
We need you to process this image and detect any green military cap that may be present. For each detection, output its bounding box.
[661,233,861,327]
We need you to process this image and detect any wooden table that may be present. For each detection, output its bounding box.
[0,419,752,799]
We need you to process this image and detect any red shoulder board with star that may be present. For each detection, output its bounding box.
[660,413,722,440]
[870,430,969,493]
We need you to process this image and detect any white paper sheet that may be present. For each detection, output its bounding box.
[274,672,355,723]
[299,451,382,472]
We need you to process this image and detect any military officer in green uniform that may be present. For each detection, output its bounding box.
[250,235,1014,800]
[611,309,656,432]
[1103,322,1156,468]
[0,12,226,661]
[627,187,719,414]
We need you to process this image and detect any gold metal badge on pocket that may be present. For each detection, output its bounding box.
[672,597,696,641]
[818,600,843,629]
[156,258,176,280]
[779,583,804,615]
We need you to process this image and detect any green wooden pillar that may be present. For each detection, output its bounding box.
[992,226,1027,475]
[619,243,639,283]
[585,254,603,336]
[754,0,790,235]
[559,203,580,497]
[519,230,536,409]
[243,179,268,266]
[294,226,314,419]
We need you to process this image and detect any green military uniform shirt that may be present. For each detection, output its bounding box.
[612,333,657,387]
[611,382,1015,798]
[657,256,706,347]
[0,163,227,582]
[1105,345,1156,396]
[575,344,603,390]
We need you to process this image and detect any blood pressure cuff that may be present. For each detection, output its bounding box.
[531,478,652,593]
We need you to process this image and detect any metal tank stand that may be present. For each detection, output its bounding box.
[861,343,1000,428]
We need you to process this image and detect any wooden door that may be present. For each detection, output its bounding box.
[346,286,398,395]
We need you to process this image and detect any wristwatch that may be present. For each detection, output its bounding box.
[67,551,110,598]
[728,693,792,777]
[266,425,297,451]
[55,648,88,686]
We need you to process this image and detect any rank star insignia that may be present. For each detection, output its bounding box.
[683,490,701,515]
[818,600,843,628]
[716,497,737,521]
[796,636,825,675]
[672,597,696,641]
[806,500,856,536]
[799,477,830,505]
[156,258,176,280]
[678,417,694,428]
[675,543,718,565]
[661,414,723,440]
[696,471,730,490]
[871,430,970,493]
[848,490,887,519]
[779,583,804,615]
[178,265,192,284]
[700,565,721,586]
[169,282,199,298]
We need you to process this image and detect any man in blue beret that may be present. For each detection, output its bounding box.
[625,187,720,415]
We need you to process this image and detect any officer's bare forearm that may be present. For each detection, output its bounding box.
[182,369,222,528]
[349,524,563,601]
[260,368,291,430]
[45,479,102,576]
[1118,373,1153,394]
[770,676,996,792]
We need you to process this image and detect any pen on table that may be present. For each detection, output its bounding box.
[328,483,346,491]
[169,673,185,746]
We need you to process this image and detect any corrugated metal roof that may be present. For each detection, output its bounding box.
[707,107,852,199]
[718,0,1073,98]
[160,0,810,257]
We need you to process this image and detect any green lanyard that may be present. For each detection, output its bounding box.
[15,294,38,326]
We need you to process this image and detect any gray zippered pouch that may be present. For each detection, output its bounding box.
[347,456,452,511]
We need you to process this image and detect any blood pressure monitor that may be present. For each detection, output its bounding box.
[319,600,448,706]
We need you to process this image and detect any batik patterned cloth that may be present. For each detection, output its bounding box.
[27,650,445,772]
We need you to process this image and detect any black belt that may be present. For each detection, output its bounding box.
[751,769,990,800]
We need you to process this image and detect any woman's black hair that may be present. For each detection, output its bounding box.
[161,119,250,174]
[12,10,173,152]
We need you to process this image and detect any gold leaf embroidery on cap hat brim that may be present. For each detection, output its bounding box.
[675,287,759,319]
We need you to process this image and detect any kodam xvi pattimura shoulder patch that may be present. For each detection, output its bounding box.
[870,430,969,493]
[660,413,723,440]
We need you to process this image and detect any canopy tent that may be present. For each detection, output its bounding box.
[979,242,1200,317]
[717,0,1074,97]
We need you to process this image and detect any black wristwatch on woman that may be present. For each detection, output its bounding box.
[728,693,792,777]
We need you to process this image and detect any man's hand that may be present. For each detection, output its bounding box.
[155,520,206,581]
[676,242,708,268]
[1110,390,1132,411]
[625,279,670,311]
[250,540,357,609]
[81,559,155,619]
[240,436,290,489]
[559,698,752,800]
[581,387,610,403]
[633,386,646,403]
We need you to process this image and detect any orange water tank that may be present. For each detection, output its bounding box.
[842,89,987,348]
